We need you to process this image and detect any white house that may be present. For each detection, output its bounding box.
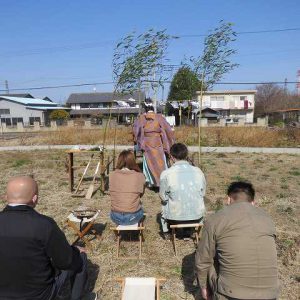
[196,90,256,123]
[0,96,67,126]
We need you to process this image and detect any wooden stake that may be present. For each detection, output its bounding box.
[85,161,100,199]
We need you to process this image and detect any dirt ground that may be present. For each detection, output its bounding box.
[0,150,299,299]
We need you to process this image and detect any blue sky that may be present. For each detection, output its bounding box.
[0,0,299,102]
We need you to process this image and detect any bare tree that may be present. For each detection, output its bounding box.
[255,84,299,116]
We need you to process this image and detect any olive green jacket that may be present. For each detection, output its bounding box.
[195,201,279,299]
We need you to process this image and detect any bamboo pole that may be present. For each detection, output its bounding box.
[197,72,205,167]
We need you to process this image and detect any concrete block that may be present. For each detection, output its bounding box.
[219,119,226,126]
[1,122,7,133]
[84,120,92,129]
[257,117,268,127]
[67,120,74,127]
[50,120,57,129]
[200,118,208,127]
[17,122,24,132]
[33,121,40,131]
[238,119,245,126]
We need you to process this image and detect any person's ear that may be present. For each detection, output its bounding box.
[32,194,38,206]
[226,196,231,205]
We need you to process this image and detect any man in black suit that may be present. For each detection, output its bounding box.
[0,176,88,300]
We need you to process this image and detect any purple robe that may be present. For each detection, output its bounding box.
[133,112,174,187]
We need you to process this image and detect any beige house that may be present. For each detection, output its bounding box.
[196,90,256,123]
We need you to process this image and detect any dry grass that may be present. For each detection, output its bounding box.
[0,150,299,299]
[1,126,300,147]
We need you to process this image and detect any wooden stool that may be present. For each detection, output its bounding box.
[111,222,145,259]
[117,277,166,300]
[169,223,203,256]
[66,210,100,250]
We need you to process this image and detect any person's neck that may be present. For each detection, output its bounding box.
[174,159,187,163]
[8,203,32,207]
[230,199,253,205]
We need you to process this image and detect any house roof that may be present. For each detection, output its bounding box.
[66,92,145,104]
[193,107,219,116]
[28,106,70,111]
[70,108,139,115]
[196,90,257,95]
[272,108,300,113]
[0,96,58,106]
[0,93,34,98]
[43,96,53,102]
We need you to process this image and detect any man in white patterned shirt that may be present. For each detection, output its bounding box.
[159,143,206,237]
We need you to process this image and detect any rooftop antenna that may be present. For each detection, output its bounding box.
[5,80,9,94]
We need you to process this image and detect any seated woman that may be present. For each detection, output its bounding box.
[109,150,145,225]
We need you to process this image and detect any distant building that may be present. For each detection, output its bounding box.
[197,90,256,123]
[66,92,145,123]
[43,96,53,102]
[0,96,67,126]
[0,93,34,99]
[266,108,300,125]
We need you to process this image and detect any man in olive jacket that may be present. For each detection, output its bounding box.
[195,181,279,300]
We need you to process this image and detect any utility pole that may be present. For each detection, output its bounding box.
[5,80,9,94]
[297,70,300,96]
[284,78,287,92]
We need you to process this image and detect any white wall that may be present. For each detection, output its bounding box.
[0,100,44,125]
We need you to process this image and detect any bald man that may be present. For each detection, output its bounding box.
[0,176,88,300]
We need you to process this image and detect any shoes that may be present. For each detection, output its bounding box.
[94,291,100,300]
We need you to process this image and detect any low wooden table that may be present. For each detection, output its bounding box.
[66,148,115,194]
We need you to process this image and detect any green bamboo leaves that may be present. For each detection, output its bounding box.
[112,29,175,94]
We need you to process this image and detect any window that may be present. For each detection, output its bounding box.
[29,117,41,125]
[240,96,247,101]
[12,118,23,125]
[210,96,225,109]
[80,103,89,108]
[210,96,224,101]
[90,103,99,108]
[0,109,10,115]
[1,118,11,126]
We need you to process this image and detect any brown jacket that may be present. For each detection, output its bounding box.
[195,201,279,300]
[109,169,145,213]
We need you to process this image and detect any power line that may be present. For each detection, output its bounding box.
[0,81,114,92]
[0,27,299,58]
[178,27,300,37]
[0,80,298,92]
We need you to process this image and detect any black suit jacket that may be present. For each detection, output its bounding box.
[0,205,82,300]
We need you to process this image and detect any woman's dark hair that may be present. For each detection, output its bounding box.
[116,150,141,172]
[145,105,154,112]
[170,143,188,160]
[227,181,255,202]
[144,98,154,112]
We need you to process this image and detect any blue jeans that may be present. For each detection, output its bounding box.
[110,208,144,225]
